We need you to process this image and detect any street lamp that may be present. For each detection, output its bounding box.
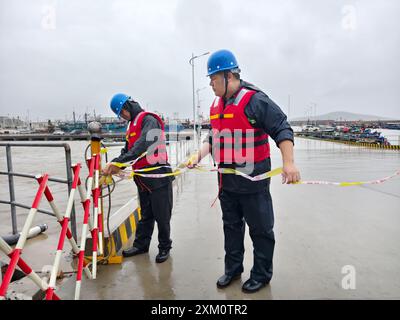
[196,87,207,105]
[189,51,210,149]
[196,87,207,143]
[310,102,317,126]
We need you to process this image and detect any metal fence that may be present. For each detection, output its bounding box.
[0,142,77,239]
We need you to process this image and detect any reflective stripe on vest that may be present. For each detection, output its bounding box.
[210,113,234,120]
[233,88,249,106]
[212,97,220,108]
[125,132,136,141]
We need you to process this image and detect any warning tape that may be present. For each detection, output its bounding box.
[101,162,400,188]
[217,167,400,186]
[100,151,400,187]
[293,170,400,186]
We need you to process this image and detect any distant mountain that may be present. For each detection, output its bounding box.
[290,111,394,122]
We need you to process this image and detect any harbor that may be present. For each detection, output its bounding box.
[1,135,399,299]
[294,125,400,149]
[1,0,400,305]
[0,131,195,142]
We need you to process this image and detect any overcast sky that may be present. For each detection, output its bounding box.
[0,0,399,121]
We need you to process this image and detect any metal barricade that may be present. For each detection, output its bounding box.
[0,142,77,239]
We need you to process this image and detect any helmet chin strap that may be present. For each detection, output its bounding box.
[223,71,229,101]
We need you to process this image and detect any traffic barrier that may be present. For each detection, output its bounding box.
[75,157,95,300]
[91,154,100,279]
[0,153,121,300]
[0,236,60,300]
[0,175,49,299]
[37,175,92,283]
[45,165,81,300]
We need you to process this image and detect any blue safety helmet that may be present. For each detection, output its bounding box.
[110,93,130,117]
[207,49,239,76]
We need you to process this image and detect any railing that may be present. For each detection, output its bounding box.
[384,135,400,146]
[167,140,195,167]
[0,142,77,239]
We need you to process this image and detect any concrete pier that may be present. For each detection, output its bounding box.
[1,138,400,299]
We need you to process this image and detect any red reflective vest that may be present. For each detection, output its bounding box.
[209,87,270,164]
[126,111,168,169]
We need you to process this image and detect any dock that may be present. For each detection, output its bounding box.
[1,137,399,299]
[0,131,195,142]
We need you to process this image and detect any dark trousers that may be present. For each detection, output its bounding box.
[218,187,275,282]
[134,183,173,251]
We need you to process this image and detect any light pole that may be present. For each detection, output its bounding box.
[310,102,317,126]
[196,87,207,108]
[189,52,209,149]
[196,87,207,144]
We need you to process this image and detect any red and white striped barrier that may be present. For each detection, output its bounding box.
[91,154,100,280]
[37,174,93,282]
[0,175,49,299]
[1,155,108,300]
[94,154,104,256]
[37,176,79,252]
[45,165,81,300]
[75,157,95,300]
[98,199,104,257]
[0,236,61,300]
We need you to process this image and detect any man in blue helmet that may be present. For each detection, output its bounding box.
[103,94,174,263]
[188,50,300,293]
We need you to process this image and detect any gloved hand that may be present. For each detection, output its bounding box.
[102,163,121,176]
[186,154,199,169]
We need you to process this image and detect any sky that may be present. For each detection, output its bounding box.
[0,0,399,122]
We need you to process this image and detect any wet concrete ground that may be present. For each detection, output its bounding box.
[1,138,400,299]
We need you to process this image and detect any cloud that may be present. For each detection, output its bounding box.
[0,0,399,121]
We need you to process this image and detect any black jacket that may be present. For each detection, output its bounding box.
[208,80,294,194]
[111,100,174,192]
